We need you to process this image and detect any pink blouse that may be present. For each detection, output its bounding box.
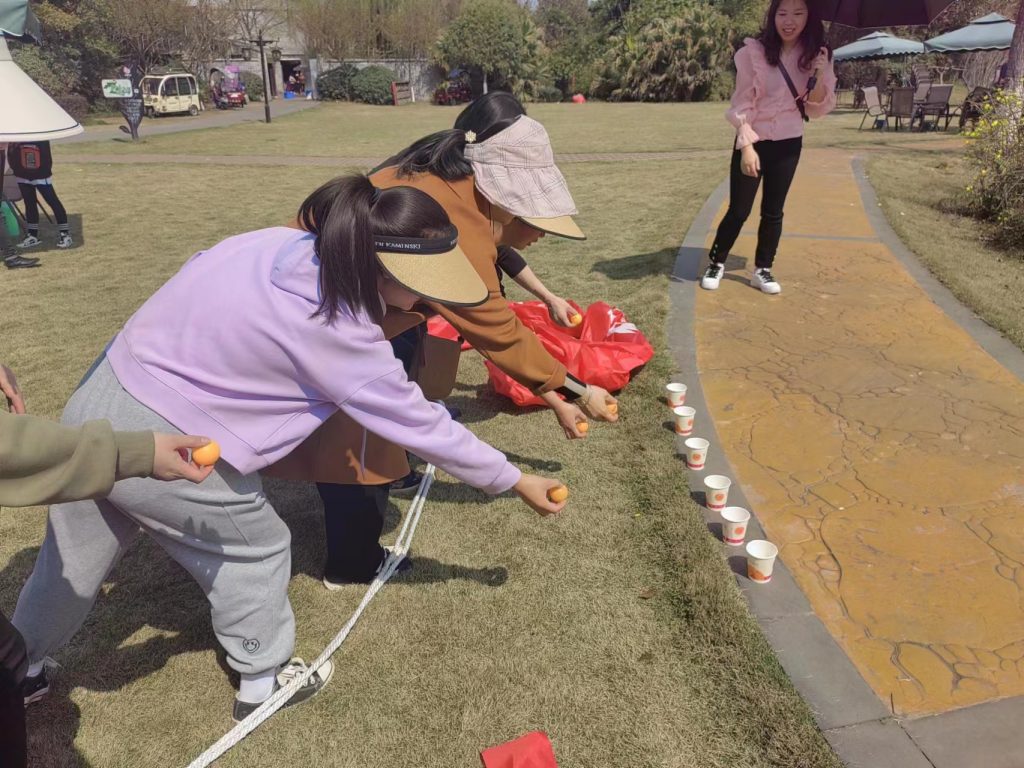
[726,38,837,149]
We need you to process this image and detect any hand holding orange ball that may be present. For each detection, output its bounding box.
[191,440,221,467]
[547,485,569,503]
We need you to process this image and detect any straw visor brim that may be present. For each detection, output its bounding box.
[520,214,586,241]
[377,243,488,307]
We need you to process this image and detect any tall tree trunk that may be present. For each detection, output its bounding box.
[1009,0,1024,94]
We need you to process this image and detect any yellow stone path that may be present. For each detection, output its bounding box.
[696,149,1024,717]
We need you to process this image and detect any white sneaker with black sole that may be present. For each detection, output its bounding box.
[700,262,724,290]
[751,268,781,294]
[232,657,334,723]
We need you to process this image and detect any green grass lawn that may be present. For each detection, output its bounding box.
[1,104,847,767]
[867,148,1024,352]
[58,100,963,161]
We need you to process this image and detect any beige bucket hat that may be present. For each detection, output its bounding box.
[464,115,585,240]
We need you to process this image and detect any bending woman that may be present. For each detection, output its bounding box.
[700,0,835,295]
[12,175,565,723]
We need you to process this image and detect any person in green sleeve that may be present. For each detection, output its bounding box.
[0,361,212,768]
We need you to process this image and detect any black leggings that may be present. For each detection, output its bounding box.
[709,137,802,270]
[19,182,68,228]
[316,325,423,582]
[0,612,28,767]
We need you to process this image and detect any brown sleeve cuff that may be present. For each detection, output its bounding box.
[532,363,567,396]
[114,431,155,480]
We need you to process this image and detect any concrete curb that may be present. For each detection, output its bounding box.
[667,158,1024,768]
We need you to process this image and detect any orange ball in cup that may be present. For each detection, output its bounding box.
[192,441,221,467]
[547,485,569,503]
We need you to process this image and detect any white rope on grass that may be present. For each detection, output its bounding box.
[186,464,437,768]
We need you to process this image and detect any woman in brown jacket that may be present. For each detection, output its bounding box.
[272,94,617,586]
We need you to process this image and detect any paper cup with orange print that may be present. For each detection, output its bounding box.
[720,507,750,547]
[703,474,731,511]
[683,437,709,470]
[665,383,687,408]
[745,540,779,584]
[673,406,695,436]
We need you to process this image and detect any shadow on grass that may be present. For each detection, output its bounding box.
[591,247,678,280]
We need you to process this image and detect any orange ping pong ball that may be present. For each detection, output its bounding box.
[577,421,590,434]
[608,403,619,415]
[547,485,569,503]
[191,441,221,467]
[569,313,583,326]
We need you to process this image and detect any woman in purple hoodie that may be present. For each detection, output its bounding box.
[12,175,565,723]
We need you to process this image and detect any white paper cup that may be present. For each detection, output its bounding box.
[673,405,696,436]
[666,382,687,408]
[703,474,731,511]
[746,540,779,584]
[720,507,751,546]
[683,437,709,470]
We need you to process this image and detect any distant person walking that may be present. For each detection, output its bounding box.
[701,0,835,295]
[6,141,72,250]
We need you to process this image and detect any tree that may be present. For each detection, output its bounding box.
[593,4,733,102]
[536,0,599,94]
[1008,0,1024,92]
[8,0,118,100]
[104,0,192,73]
[435,0,541,95]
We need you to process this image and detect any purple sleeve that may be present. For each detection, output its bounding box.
[334,342,521,495]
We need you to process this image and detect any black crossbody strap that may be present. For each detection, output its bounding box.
[777,61,809,123]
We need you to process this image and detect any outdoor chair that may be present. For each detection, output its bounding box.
[950,87,993,130]
[912,81,931,105]
[913,84,954,131]
[858,86,889,130]
[888,87,915,131]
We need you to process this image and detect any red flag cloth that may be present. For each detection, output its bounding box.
[481,731,559,768]
[484,301,653,407]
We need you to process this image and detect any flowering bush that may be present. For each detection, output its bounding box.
[962,89,1024,251]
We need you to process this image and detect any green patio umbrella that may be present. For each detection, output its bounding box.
[834,31,925,61]
[0,0,40,42]
[924,13,1016,53]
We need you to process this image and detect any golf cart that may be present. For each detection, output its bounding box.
[141,72,200,117]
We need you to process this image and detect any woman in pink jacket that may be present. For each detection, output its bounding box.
[12,175,565,723]
[701,0,836,295]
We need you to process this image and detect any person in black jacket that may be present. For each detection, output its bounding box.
[6,141,72,250]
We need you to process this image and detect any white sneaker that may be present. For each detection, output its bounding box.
[751,268,781,294]
[700,263,724,290]
[56,233,73,249]
[17,235,40,249]
[231,657,334,723]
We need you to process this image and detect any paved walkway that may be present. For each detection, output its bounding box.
[63,98,318,145]
[670,148,1024,768]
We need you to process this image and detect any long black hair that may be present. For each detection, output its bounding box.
[390,91,527,181]
[297,175,453,325]
[758,0,827,72]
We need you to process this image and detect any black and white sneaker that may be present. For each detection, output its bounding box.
[232,658,334,723]
[16,235,40,250]
[322,547,412,591]
[22,667,50,706]
[751,268,781,294]
[389,469,424,497]
[701,263,724,290]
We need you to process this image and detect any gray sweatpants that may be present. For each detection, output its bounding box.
[12,358,295,675]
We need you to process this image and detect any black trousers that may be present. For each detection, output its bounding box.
[709,137,802,270]
[18,182,69,228]
[316,325,423,582]
[0,612,28,767]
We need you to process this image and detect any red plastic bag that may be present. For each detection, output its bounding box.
[427,314,471,350]
[481,731,559,768]
[487,301,653,407]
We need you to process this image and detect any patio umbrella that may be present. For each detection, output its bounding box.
[0,0,40,42]
[924,13,1016,53]
[0,36,82,142]
[834,31,925,61]
[812,0,959,28]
